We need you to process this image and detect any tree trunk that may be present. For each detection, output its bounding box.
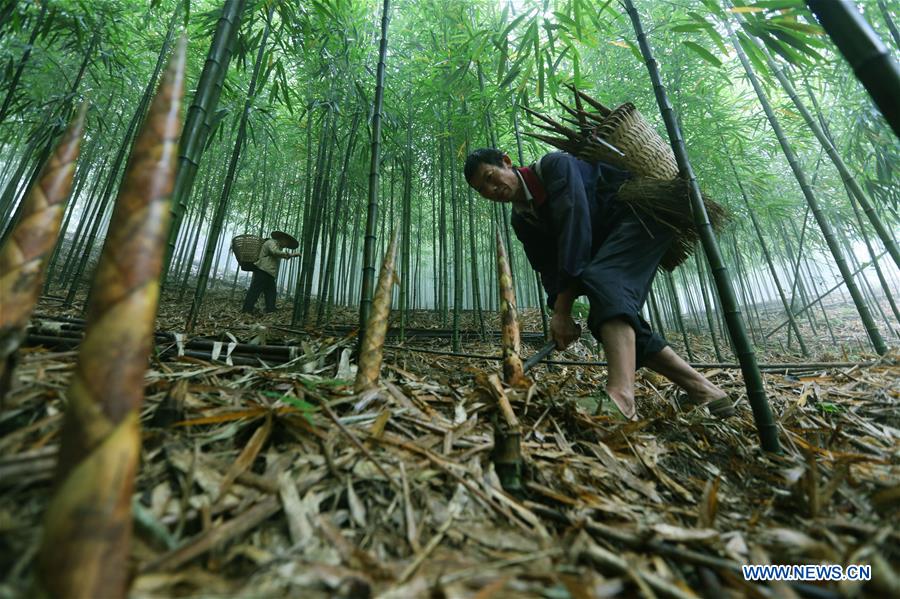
[357,0,391,346]
[319,111,361,324]
[513,102,549,339]
[0,1,48,126]
[724,151,809,356]
[877,0,900,49]
[186,3,274,329]
[624,0,778,451]
[751,39,900,270]
[163,0,247,279]
[805,0,900,137]
[694,255,723,362]
[726,18,887,355]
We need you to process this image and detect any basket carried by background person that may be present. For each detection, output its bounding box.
[524,86,725,269]
[231,234,263,271]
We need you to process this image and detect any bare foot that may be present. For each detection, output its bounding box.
[681,381,736,417]
[683,380,727,406]
[605,386,638,421]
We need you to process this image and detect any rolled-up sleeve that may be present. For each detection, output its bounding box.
[267,241,292,259]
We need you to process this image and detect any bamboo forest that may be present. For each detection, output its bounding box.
[2,0,899,596]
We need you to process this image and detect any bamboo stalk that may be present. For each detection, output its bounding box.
[35,38,185,599]
[354,226,399,392]
[0,106,86,403]
[496,230,526,387]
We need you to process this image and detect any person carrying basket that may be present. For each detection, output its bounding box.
[241,230,300,315]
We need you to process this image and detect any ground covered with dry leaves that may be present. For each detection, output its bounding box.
[1,289,898,598]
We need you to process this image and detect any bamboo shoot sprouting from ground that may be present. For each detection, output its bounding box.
[496,230,526,387]
[0,106,85,403]
[492,230,526,494]
[354,227,399,393]
[35,39,185,599]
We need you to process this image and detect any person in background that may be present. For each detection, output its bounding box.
[242,230,300,315]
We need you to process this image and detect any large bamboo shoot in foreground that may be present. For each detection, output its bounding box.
[0,107,85,403]
[35,39,185,599]
[355,227,399,393]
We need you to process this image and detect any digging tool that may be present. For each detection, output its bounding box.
[522,325,582,372]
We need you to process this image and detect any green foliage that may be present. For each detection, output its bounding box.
[1,0,894,316]
[263,390,319,424]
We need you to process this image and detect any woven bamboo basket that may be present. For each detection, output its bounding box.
[231,234,263,271]
[525,89,726,270]
[594,103,678,180]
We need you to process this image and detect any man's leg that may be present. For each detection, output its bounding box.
[600,317,638,419]
[263,273,277,313]
[644,346,727,404]
[243,271,263,313]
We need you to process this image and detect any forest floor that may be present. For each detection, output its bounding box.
[1,287,898,598]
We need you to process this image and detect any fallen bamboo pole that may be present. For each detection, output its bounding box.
[0,106,86,404]
[35,39,185,599]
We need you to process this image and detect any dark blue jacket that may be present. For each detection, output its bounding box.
[511,152,631,308]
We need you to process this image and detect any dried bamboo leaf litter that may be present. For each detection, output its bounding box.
[2,291,897,597]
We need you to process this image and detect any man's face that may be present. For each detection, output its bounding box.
[469,155,521,203]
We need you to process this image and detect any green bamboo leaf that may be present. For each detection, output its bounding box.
[554,11,576,31]
[537,49,544,103]
[671,24,708,33]
[682,40,722,67]
[771,18,824,36]
[705,26,729,54]
[698,0,726,17]
[499,66,521,88]
[500,13,528,38]
[770,27,825,58]
[573,0,584,39]
[737,31,772,80]
[625,40,643,63]
[760,32,809,66]
[749,0,805,9]
[550,45,569,77]
[573,50,581,84]
[513,15,535,45]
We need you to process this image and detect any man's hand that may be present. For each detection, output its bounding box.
[550,311,579,350]
[291,251,301,258]
[550,282,582,349]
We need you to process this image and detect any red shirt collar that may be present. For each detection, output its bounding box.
[517,166,546,208]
